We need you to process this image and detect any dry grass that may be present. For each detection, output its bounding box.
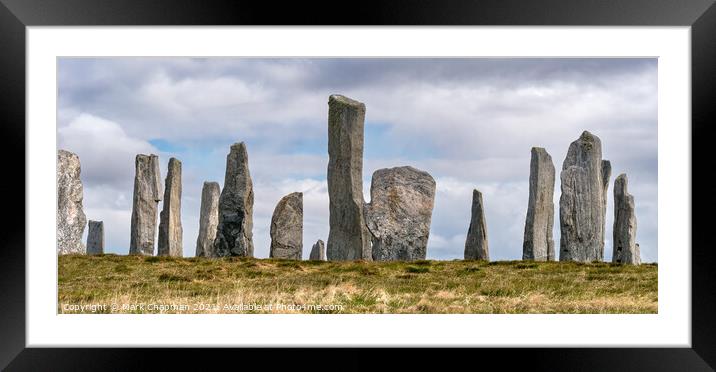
[58,254,657,314]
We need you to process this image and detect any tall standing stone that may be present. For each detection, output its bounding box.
[196,181,220,257]
[57,150,87,255]
[310,239,326,261]
[464,189,489,261]
[559,131,609,262]
[214,142,254,257]
[129,154,162,255]
[364,166,436,261]
[87,220,104,255]
[269,192,303,260]
[326,95,372,261]
[612,174,640,264]
[522,147,555,261]
[158,158,183,257]
[601,160,612,250]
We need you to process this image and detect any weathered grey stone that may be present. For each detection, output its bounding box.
[214,142,254,257]
[269,192,303,260]
[559,131,609,262]
[87,220,104,255]
[365,166,436,261]
[158,158,183,257]
[129,154,162,255]
[601,160,611,252]
[464,189,489,260]
[195,181,220,257]
[326,95,372,261]
[612,174,640,265]
[522,147,555,261]
[309,239,326,261]
[57,150,86,255]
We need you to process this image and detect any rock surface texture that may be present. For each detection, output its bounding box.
[522,147,555,261]
[269,192,303,260]
[464,189,489,260]
[310,239,326,261]
[326,95,372,261]
[196,181,220,257]
[559,131,609,262]
[158,158,183,257]
[86,220,104,255]
[129,154,162,255]
[214,142,254,257]
[57,150,87,255]
[612,174,640,265]
[364,166,436,261]
[601,159,612,251]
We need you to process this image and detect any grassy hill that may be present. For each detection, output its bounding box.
[58,254,657,314]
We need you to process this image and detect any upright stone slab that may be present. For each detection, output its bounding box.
[601,160,612,251]
[86,220,104,255]
[57,150,87,255]
[559,131,609,262]
[522,147,555,261]
[464,189,489,260]
[196,181,220,257]
[364,166,436,261]
[269,192,303,260]
[326,94,372,261]
[310,239,326,261]
[612,174,640,265]
[158,158,183,257]
[214,142,254,257]
[129,154,162,255]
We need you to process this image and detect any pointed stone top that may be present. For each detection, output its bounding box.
[229,142,249,157]
[282,191,303,201]
[615,173,629,191]
[329,94,365,110]
[531,147,552,158]
[58,149,79,158]
[169,157,181,164]
[473,189,482,197]
[578,130,601,143]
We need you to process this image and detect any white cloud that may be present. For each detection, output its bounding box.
[58,113,157,188]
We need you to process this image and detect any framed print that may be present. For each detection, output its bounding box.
[1,0,715,370]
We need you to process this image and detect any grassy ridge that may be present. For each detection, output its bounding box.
[58,254,657,314]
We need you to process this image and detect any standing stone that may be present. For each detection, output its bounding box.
[601,160,611,251]
[57,150,86,255]
[129,154,162,255]
[86,220,104,255]
[214,142,254,257]
[326,95,372,261]
[612,174,640,264]
[309,239,326,261]
[464,189,489,260]
[559,131,609,262]
[269,192,303,260]
[364,166,436,261]
[522,147,555,261]
[196,182,220,257]
[158,158,183,257]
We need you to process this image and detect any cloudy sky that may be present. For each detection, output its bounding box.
[57,58,658,262]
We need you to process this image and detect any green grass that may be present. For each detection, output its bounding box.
[58,254,657,314]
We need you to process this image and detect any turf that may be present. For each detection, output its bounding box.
[58,254,657,314]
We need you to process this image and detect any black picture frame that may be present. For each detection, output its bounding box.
[1,0,714,370]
